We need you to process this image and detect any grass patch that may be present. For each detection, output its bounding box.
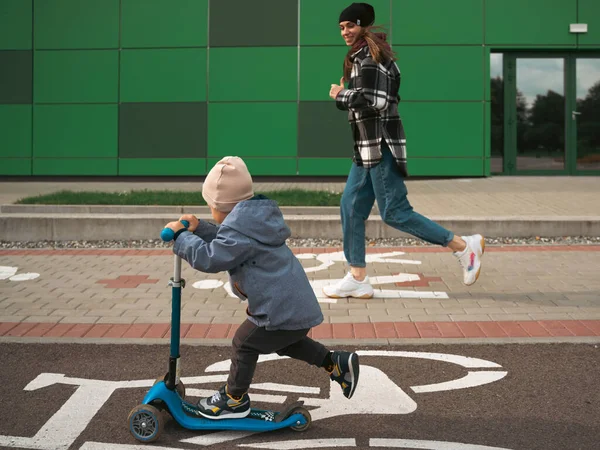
[16,189,343,207]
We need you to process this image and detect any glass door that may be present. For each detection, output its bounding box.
[574,56,600,172]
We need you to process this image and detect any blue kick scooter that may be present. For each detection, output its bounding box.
[127,221,311,443]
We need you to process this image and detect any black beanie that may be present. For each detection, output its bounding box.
[339,3,375,26]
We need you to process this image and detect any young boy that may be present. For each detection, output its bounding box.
[164,156,360,420]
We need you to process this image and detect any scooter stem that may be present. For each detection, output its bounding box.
[166,255,183,390]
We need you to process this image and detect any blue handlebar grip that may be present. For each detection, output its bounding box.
[161,220,190,242]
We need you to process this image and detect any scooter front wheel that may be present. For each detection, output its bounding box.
[128,404,164,443]
[289,406,311,432]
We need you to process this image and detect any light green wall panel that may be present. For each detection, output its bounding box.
[34,0,119,49]
[119,158,206,175]
[392,0,482,45]
[394,46,484,101]
[0,0,32,49]
[122,0,208,48]
[209,48,297,101]
[0,159,31,175]
[300,47,348,101]
[579,0,600,45]
[485,0,576,46]
[33,158,117,175]
[0,105,31,157]
[408,158,484,176]
[301,0,391,45]
[209,103,297,157]
[299,158,353,176]
[33,105,117,157]
[34,50,118,103]
[208,158,297,176]
[120,49,206,102]
[399,102,484,157]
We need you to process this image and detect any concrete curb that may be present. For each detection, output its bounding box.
[1,211,600,241]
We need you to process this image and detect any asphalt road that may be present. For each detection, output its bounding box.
[0,342,598,450]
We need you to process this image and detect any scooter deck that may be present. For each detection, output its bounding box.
[143,382,308,432]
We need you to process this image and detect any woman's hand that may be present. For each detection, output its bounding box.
[178,214,199,232]
[329,77,345,100]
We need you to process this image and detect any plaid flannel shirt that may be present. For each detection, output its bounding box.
[336,46,408,177]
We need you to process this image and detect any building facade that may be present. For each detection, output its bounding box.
[1,0,599,177]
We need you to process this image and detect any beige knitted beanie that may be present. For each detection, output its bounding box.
[202,156,254,213]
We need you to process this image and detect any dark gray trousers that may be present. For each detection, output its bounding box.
[227,319,330,396]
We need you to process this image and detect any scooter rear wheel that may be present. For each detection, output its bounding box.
[289,406,311,432]
[128,404,164,443]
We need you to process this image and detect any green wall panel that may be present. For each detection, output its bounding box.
[209,48,297,101]
[299,158,353,176]
[301,0,391,46]
[33,158,117,175]
[34,50,118,103]
[392,0,482,45]
[300,47,348,101]
[0,0,32,49]
[208,158,297,176]
[33,105,117,157]
[395,46,484,101]
[298,102,353,157]
[121,49,206,102]
[399,102,484,157]
[0,51,32,103]
[0,105,31,157]
[119,102,207,158]
[119,158,207,176]
[209,103,297,157]
[579,0,600,45]
[210,0,297,47]
[0,159,31,175]
[34,0,119,49]
[408,158,484,176]
[485,0,576,46]
[122,0,208,48]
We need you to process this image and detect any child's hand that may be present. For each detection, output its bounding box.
[165,221,187,233]
[178,214,199,232]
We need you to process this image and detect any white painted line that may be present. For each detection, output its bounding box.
[411,371,508,393]
[181,431,256,446]
[239,438,356,449]
[9,272,40,281]
[192,279,223,289]
[80,443,186,450]
[186,389,286,404]
[370,438,514,449]
[205,354,289,372]
[356,351,503,369]
[0,266,18,280]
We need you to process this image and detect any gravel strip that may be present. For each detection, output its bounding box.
[1,236,599,249]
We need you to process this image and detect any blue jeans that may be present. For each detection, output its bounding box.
[341,144,454,268]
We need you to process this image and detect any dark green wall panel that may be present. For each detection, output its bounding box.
[119,102,207,158]
[121,49,206,102]
[33,158,117,175]
[208,157,297,176]
[298,102,353,158]
[392,0,482,45]
[0,105,31,157]
[399,102,484,158]
[34,50,118,103]
[0,51,32,103]
[485,0,576,46]
[408,158,484,176]
[34,0,119,49]
[119,158,207,176]
[33,105,117,157]
[299,158,353,176]
[209,103,297,157]
[301,0,391,46]
[122,0,208,48]
[210,0,297,47]
[395,46,484,101]
[0,0,32,49]
[209,48,297,101]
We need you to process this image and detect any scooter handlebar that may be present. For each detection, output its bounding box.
[161,220,190,242]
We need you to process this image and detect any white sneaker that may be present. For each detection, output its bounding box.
[454,234,485,286]
[323,272,374,299]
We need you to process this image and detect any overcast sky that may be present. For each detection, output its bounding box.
[490,53,599,106]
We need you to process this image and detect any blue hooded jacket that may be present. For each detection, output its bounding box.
[173,196,324,331]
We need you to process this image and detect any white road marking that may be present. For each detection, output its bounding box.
[239,438,356,449]
[411,372,508,394]
[370,438,514,449]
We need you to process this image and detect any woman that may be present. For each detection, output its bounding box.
[324,2,485,299]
